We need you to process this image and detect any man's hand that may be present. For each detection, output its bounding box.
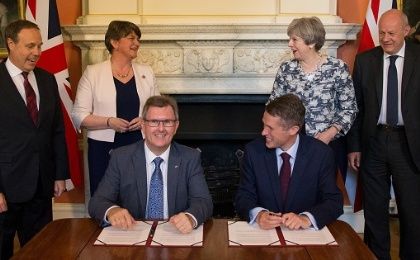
[280,213,311,230]
[107,207,136,230]
[256,211,283,230]
[348,152,361,172]
[0,193,7,213]
[169,212,194,234]
[54,180,66,197]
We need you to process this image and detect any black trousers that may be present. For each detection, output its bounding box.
[0,191,52,259]
[361,126,420,260]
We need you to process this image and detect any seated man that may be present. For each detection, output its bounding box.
[235,94,343,230]
[89,95,213,233]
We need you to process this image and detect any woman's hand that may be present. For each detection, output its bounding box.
[314,126,338,145]
[107,117,130,133]
[128,117,142,132]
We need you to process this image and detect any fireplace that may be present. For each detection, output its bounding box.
[171,94,268,218]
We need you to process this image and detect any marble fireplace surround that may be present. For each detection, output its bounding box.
[62,23,360,95]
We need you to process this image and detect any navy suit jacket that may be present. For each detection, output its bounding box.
[0,62,69,203]
[88,140,213,226]
[235,135,343,228]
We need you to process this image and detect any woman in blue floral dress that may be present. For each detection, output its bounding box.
[268,16,357,180]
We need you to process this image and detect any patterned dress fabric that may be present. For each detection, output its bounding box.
[268,56,357,138]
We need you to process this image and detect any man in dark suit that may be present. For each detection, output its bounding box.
[89,95,213,233]
[347,10,420,260]
[0,20,69,259]
[235,94,343,230]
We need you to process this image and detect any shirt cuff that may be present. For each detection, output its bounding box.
[103,205,120,224]
[300,211,319,230]
[249,207,267,224]
[184,212,198,228]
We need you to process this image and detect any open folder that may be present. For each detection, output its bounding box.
[94,221,203,247]
[228,221,338,246]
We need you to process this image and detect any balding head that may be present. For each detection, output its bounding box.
[378,9,410,55]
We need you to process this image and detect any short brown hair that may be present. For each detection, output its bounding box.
[265,94,305,129]
[4,20,40,52]
[287,17,325,51]
[104,20,141,53]
[142,96,179,120]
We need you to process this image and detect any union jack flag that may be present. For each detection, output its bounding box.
[26,0,82,188]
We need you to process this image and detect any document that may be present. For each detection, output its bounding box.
[151,221,203,246]
[280,226,337,245]
[94,221,153,246]
[228,221,280,246]
[94,220,204,246]
[228,221,337,246]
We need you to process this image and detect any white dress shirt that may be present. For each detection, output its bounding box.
[378,43,405,125]
[5,58,40,108]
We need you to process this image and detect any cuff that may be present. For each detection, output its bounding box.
[103,205,120,224]
[300,211,319,230]
[184,212,198,228]
[249,207,267,224]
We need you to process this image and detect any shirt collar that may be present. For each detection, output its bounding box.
[276,135,300,159]
[5,58,26,78]
[384,41,405,59]
[144,142,171,165]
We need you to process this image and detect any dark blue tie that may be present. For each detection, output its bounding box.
[147,157,164,219]
[386,55,399,126]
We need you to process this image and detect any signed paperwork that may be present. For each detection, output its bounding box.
[228,221,337,246]
[94,221,203,247]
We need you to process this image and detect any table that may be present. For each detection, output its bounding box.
[12,218,376,259]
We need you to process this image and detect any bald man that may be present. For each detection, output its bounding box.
[347,10,420,260]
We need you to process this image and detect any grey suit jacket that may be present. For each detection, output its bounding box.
[88,140,213,226]
[347,41,420,171]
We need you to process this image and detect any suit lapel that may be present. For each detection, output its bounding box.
[133,141,148,216]
[372,50,385,108]
[284,136,309,210]
[34,70,45,127]
[264,148,282,210]
[167,144,181,217]
[401,43,416,105]
[0,63,34,125]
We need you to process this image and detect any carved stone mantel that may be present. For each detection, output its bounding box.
[63,23,360,94]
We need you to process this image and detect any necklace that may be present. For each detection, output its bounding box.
[300,55,323,74]
[113,67,131,78]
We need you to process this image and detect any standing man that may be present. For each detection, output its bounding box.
[235,94,343,230]
[0,20,69,259]
[347,10,420,260]
[89,95,213,234]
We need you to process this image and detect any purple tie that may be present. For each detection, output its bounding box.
[22,72,38,125]
[280,153,291,203]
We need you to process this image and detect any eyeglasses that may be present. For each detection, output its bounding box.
[143,119,177,127]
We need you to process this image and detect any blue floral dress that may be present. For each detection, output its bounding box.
[268,56,357,139]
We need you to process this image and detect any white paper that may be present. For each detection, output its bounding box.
[151,221,203,246]
[94,221,153,246]
[280,226,337,245]
[228,221,280,246]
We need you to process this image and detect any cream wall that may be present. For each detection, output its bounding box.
[80,0,341,24]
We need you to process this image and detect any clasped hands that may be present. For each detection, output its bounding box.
[107,117,142,133]
[107,207,195,234]
[256,211,311,230]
